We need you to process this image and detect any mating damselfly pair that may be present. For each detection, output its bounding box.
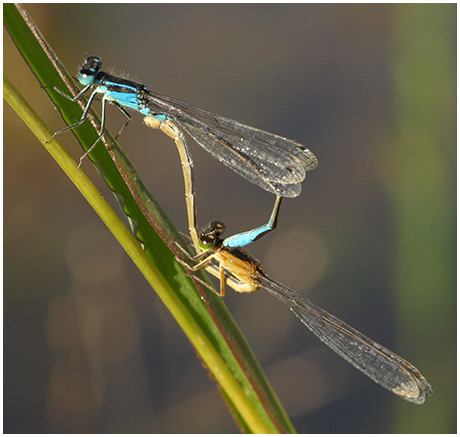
[50,56,432,404]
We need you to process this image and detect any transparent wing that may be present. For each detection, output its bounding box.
[259,274,432,404]
[146,91,318,197]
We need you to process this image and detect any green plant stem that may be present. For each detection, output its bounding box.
[4,71,292,433]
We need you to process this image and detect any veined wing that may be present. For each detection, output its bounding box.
[145,91,318,197]
[259,274,432,404]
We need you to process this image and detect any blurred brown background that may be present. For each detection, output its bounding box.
[4,4,456,433]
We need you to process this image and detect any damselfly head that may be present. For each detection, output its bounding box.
[78,56,102,86]
[198,221,226,250]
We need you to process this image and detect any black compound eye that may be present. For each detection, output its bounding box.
[200,235,214,245]
[85,56,101,64]
[80,68,95,77]
[80,56,102,75]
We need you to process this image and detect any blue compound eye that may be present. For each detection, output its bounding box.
[78,71,93,86]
